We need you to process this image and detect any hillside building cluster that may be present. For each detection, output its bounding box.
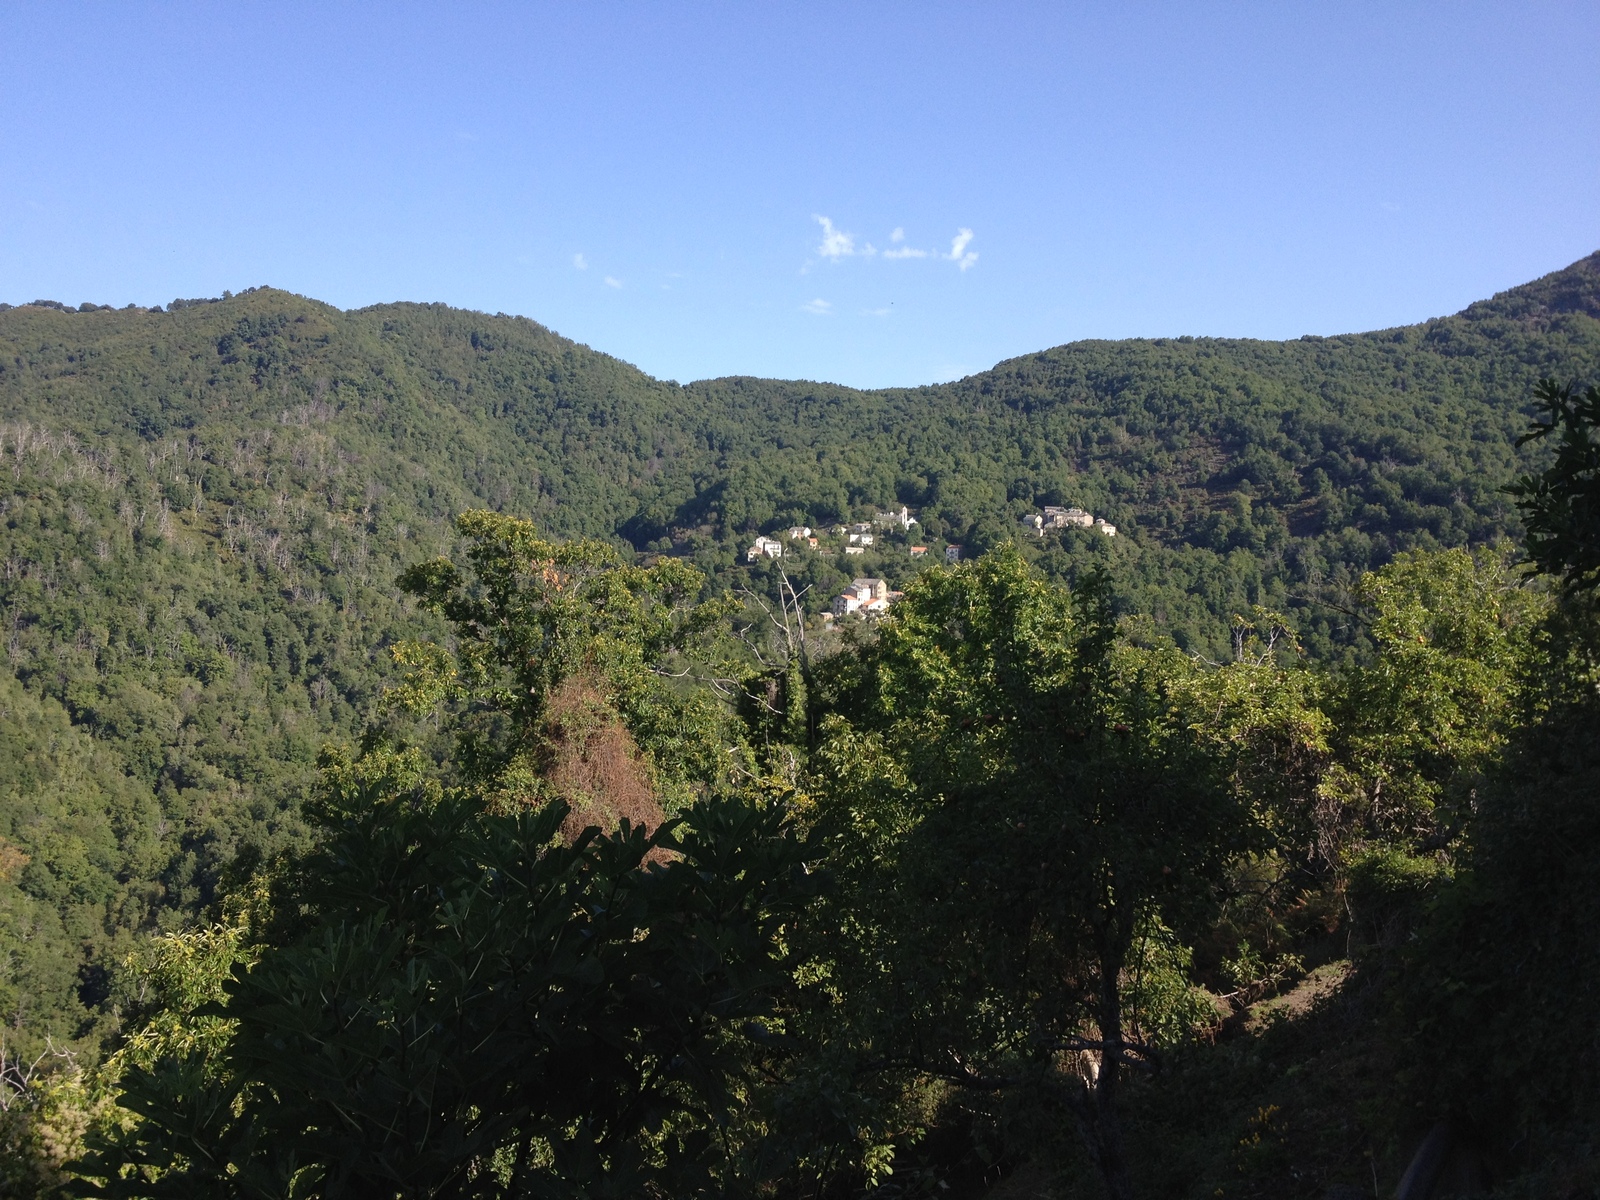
[828,576,903,619]
[745,535,785,561]
[745,503,1111,569]
[744,505,921,563]
[1019,505,1116,537]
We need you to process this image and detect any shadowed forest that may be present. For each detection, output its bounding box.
[1,254,1598,1198]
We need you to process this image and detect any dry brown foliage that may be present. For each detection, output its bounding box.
[0,837,29,884]
[538,676,666,849]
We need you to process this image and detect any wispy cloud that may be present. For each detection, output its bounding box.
[862,306,893,317]
[573,253,588,270]
[947,228,978,271]
[814,215,855,260]
[883,224,928,259]
[604,276,623,289]
[801,298,832,316]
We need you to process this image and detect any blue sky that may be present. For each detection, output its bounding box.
[2,3,1597,389]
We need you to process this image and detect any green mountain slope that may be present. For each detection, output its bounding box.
[0,252,1597,1053]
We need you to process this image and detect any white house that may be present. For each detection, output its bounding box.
[1093,519,1117,537]
[787,526,813,540]
[745,535,784,562]
[848,532,874,546]
[945,545,963,563]
[851,577,888,602]
[844,545,866,555]
[1044,506,1094,529]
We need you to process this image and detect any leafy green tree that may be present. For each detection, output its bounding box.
[390,510,739,813]
[81,746,810,1199]
[803,551,1267,1199]
[1321,549,1542,857]
[1386,380,1600,1187]
[1508,379,1600,591]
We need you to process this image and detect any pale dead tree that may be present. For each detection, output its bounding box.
[650,662,753,709]
[648,563,814,738]
[0,1038,74,1113]
[733,561,818,782]
[737,560,812,675]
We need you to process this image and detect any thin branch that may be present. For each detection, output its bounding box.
[1042,1037,1162,1074]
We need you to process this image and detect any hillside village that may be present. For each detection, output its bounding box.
[744,502,1117,619]
[744,504,923,563]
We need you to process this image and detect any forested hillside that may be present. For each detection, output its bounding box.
[5,253,1599,649]
[1,254,1598,1197]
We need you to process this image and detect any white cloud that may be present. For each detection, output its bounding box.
[806,217,976,269]
[604,276,623,289]
[801,298,832,315]
[947,228,978,271]
[862,306,893,317]
[573,253,588,270]
[814,215,855,260]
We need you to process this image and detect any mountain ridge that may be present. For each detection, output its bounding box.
[6,247,1598,386]
[1455,248,1600,325]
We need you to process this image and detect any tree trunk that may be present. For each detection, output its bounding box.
[1080,918,1136,1200]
